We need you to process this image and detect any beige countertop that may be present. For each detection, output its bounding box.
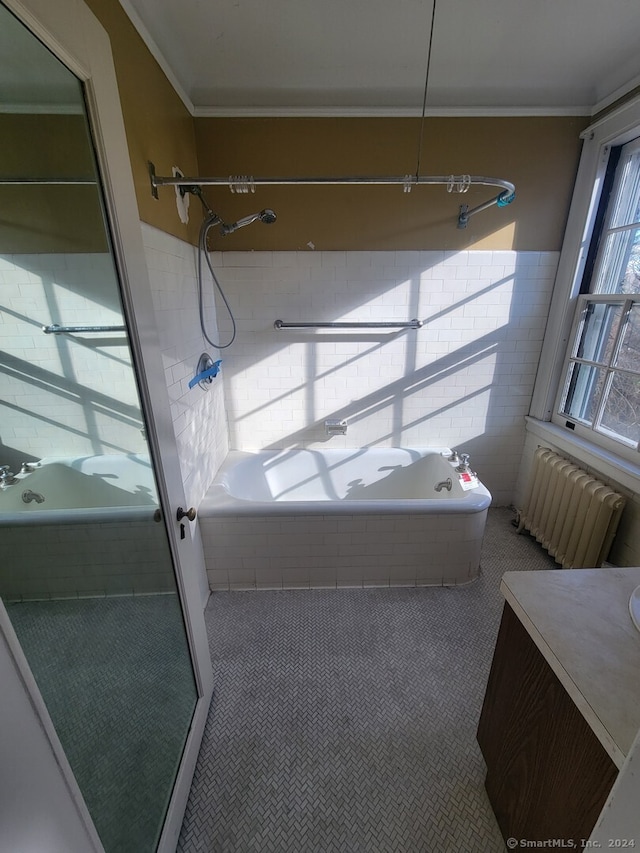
[501,567,640,770]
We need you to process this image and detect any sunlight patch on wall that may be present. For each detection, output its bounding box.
[216,248,558,502]
[468,221,516,251]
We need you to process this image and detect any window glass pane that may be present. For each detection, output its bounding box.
[593,228,640,294]
[575,301,624,363]
[561,362,606,423]
[615,304,640,372]
[597,371,640,445]
[608,149,640,229]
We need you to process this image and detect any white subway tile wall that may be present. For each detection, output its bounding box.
[1,519,175,601]
[211,250,559,505]
[3,239,560,597]
[200,509,487,591]
[142,224,229,509]
[0,252,145,460]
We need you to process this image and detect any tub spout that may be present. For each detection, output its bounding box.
[325,419,347,437]
[22,489,45,504]
[435,478,452,492]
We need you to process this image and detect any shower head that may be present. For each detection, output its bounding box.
[220,208,277,235]
[259,208,277,224]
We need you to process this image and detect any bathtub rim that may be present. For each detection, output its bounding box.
[0,505,159,527]
[200,448,492,517]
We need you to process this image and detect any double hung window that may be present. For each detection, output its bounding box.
[558,138,640,454]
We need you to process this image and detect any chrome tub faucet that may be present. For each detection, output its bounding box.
[22,489,45,504]
[0,466,17,487]
[325,419,348,437]
[456,453,472,473]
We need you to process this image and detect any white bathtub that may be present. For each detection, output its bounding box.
[0,454,158,526]
[0,455,174,601]
[199,448,492,590]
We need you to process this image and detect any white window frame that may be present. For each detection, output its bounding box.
[530,93,640,469]
[588,137,640,297]
[557,293,640,456]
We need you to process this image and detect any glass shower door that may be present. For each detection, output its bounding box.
[0,4,198,851]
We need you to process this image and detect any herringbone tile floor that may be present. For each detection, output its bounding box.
[179,507,559,852]
[8,594,196,853]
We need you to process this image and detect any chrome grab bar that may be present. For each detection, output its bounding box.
[42,324,126,334]
[274,319,423,330]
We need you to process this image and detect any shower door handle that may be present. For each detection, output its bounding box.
[176,506,197,522]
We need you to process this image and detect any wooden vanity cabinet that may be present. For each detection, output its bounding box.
[477,602,618,845]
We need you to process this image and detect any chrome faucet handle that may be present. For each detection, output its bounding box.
[448,450,460,463]
[0,467,17,486]
[20,462,36,474]
[456,453,471,473]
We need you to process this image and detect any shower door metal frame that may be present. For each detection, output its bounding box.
[1,1,214,851]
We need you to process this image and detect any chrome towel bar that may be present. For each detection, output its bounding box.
[274,319,423,330]
[42,324,126,334]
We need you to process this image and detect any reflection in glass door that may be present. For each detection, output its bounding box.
[0,5,197,850]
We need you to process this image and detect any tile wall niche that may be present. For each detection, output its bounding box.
[211,250,559,506]
[142,224,229,510]
[0,252,145,465]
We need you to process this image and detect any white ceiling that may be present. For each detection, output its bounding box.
[121,0,640,116]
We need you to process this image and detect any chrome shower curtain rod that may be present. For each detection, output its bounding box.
[0,178,95,185]
[148,162,515,229]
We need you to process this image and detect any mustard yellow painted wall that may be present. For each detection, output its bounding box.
[77,2,588,253]
[193,116,589,252]
[0,114,107,253]
[83,0,200,245]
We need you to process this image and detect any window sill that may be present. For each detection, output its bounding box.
[525,417,640,495]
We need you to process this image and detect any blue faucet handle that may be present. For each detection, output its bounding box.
[188,359,222,389]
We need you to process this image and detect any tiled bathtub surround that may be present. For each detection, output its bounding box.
[212,250,558,505]
[1,517,175,601]
[201,509,488,590]
[142,224,229,509]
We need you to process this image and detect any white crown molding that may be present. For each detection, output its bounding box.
[193,105,593,119]
[579,90,640,140]
[592,73,640,117]
[118,0,195,115]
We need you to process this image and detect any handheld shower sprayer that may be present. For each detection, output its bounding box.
[220,208,277,235]
[178,184,277,236]
[195,201,277,350]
